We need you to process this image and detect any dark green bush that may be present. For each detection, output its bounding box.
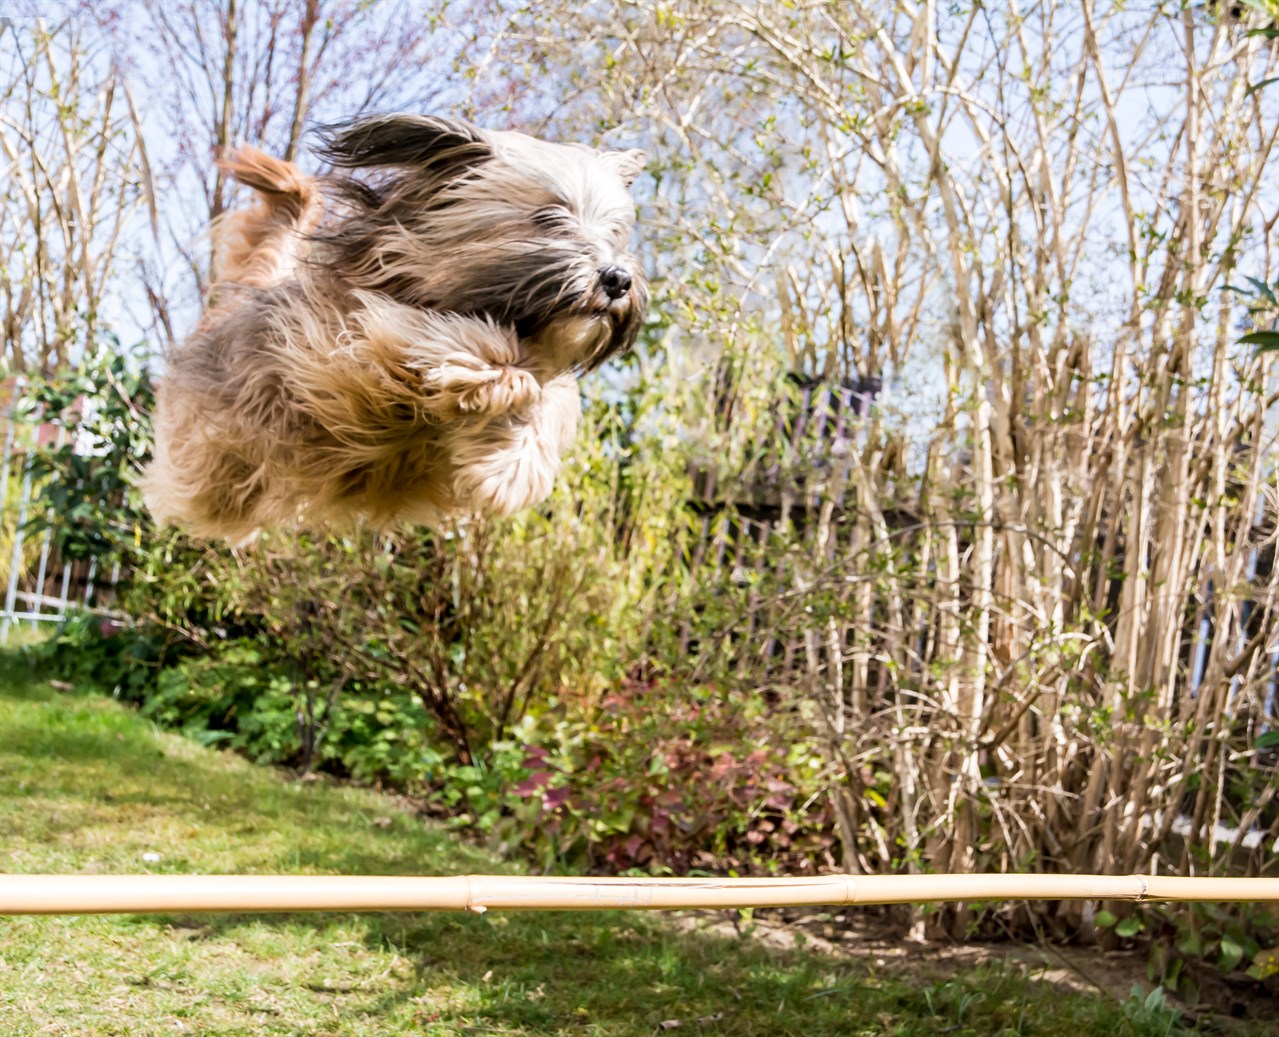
[17,343,155,569]
[21,611,170,701]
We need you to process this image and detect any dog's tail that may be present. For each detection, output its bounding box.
[212,145,323,291]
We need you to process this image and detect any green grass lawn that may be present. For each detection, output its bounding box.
[0,653,1215,1036]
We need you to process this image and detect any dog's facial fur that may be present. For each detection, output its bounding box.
[315,116,648,373]
[142,115,648,542]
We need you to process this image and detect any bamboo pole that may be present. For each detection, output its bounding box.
[1,874,1277,916]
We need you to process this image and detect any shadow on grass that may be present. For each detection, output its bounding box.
[104,905,1162,1037]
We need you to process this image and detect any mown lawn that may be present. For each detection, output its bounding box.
[0,653,1217,1036]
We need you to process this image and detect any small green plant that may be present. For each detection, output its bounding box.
[480,676,836,873]
[1120,985,1187,1037]
[1143,901,1279,1002]
[1096,908,1145,941]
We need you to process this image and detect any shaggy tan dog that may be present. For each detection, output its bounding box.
[143,115,647,542]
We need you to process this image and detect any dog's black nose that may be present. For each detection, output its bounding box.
[599,265,632,299]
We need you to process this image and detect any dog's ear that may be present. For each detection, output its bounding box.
[315,115,492,174]
[608,148,646,188]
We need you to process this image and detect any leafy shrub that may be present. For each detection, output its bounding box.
[17,342,154,569]
[460,677,838,874]
[1142,902,1279,1002]
[21,611,170,701]
[121,634,442,781]
[137,640,296,752]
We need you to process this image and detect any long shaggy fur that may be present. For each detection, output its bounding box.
[143,115,648,542]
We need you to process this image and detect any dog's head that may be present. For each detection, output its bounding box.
[315,115,648,373]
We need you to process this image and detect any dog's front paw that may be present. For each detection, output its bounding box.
[457,365,541,414]
[424,363,541,415]
[446,375,581,518]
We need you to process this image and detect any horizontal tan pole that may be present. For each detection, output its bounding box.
[1,873,1277,916]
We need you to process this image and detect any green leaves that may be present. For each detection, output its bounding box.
[1238,330,1279,352]
[1217,932,1245,972]
[1149,900,1279,1001]
[1116,916,1143,939]
[1225,277,1279,352]
[1245,75,1279,97]
[1096,910,1142,939]
[17,341,155,565]
[1246,946,1279,981]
